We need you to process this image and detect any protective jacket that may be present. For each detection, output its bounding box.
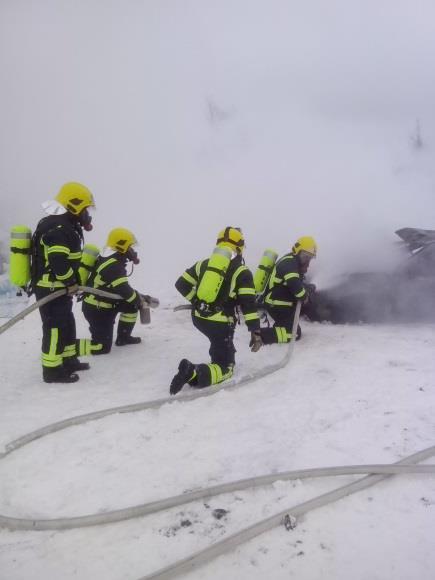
[32,214,83,290]
[83,253,138,309]
[263,253,307,308]
[175,254,260,331]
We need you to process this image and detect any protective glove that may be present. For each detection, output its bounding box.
[249,330,263,352]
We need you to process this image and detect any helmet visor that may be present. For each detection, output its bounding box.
[299,249,315,265]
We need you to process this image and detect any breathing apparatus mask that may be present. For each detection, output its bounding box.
[126,245,140,265]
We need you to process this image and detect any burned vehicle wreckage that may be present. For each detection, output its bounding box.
[303,228,435,324]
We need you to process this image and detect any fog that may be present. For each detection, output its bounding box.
[1,0,435,292]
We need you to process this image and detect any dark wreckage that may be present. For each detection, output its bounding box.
[303,228,435,324]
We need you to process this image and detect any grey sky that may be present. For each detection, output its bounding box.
[1,0,434,291]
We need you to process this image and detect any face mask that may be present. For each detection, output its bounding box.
[126,246,140,265]
[79,208,93,231]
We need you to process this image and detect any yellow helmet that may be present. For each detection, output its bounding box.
[216,227,245,254]
[106,228,137,253]
[55,182,95,215]
[292,236,317,257]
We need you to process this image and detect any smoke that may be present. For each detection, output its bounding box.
[1,0,435,295]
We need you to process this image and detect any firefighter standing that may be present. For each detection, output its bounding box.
[32,182,96,383]
[259,236,317,344]
[170,227,262,395]
[80,228,142,355]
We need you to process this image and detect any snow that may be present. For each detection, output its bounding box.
[1,294,435,580]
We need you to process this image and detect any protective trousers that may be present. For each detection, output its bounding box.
[36,289,76,369]
[80,301,138,355]
[190,314,236,388]
[260,304,299,344]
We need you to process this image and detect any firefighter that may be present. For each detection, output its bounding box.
[80,228,142,355]
[32,182,96,383]
[170,227,262,396]
[259,236,317,344]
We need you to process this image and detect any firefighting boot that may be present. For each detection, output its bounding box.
[115,320,142,346]
[169,359,196,395]
[63,357,91,372]
[43,366,80,384]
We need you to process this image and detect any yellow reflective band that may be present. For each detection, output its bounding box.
[195,260,204,278]
[47,245,69,255]
[194,310,233,323]
[295,289,306,298]
[37,278,66,289]
[120,313,138,323]
[62,344,76,358]
[182,271,197,285]
[56,267,74,280]
[238,287,256,295]
[229,265,247,298]
[244,312,259,321]
[283,272,300,281]
[111,277,129,287]
[84,294,115,309]
[186,288,196,301]
[265,296,294,307]
[126,291,137,303]
[97,258,117,273]
[68,251,82,260]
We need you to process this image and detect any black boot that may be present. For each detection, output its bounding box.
[170,359,195,395]
[63,357,90,372]
[43,366,80,384]
[115,335,142,346]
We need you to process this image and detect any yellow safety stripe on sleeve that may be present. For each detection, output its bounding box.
[111,276,129,287]
[47,245,69,255]
[126,291,137,303]
[56,267,74,281]
[182,271,197,285]
[62,344,76,358]
[265,295,294,307]
[84,294,115,309]
[238,287,256,296]
[283,272,300,281]
[119,312,138,323]
[244,312,260,322]
[68,251,82,260]
[295,289,306,298]
[194,310,234,324]
[185,288,196,301]
[275,327,292,343]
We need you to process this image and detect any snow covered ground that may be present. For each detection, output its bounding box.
[1,294,435,580]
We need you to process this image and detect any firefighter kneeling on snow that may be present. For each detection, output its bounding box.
[170,227,262,396]
[80,228,144,355]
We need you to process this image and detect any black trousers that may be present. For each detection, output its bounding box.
[192,314,236,367]
[82,301,138,354]
[260,304,298,344]
[35,288,75,368]
[190,314,236,388]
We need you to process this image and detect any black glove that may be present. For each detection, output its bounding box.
[249,330,263,352]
